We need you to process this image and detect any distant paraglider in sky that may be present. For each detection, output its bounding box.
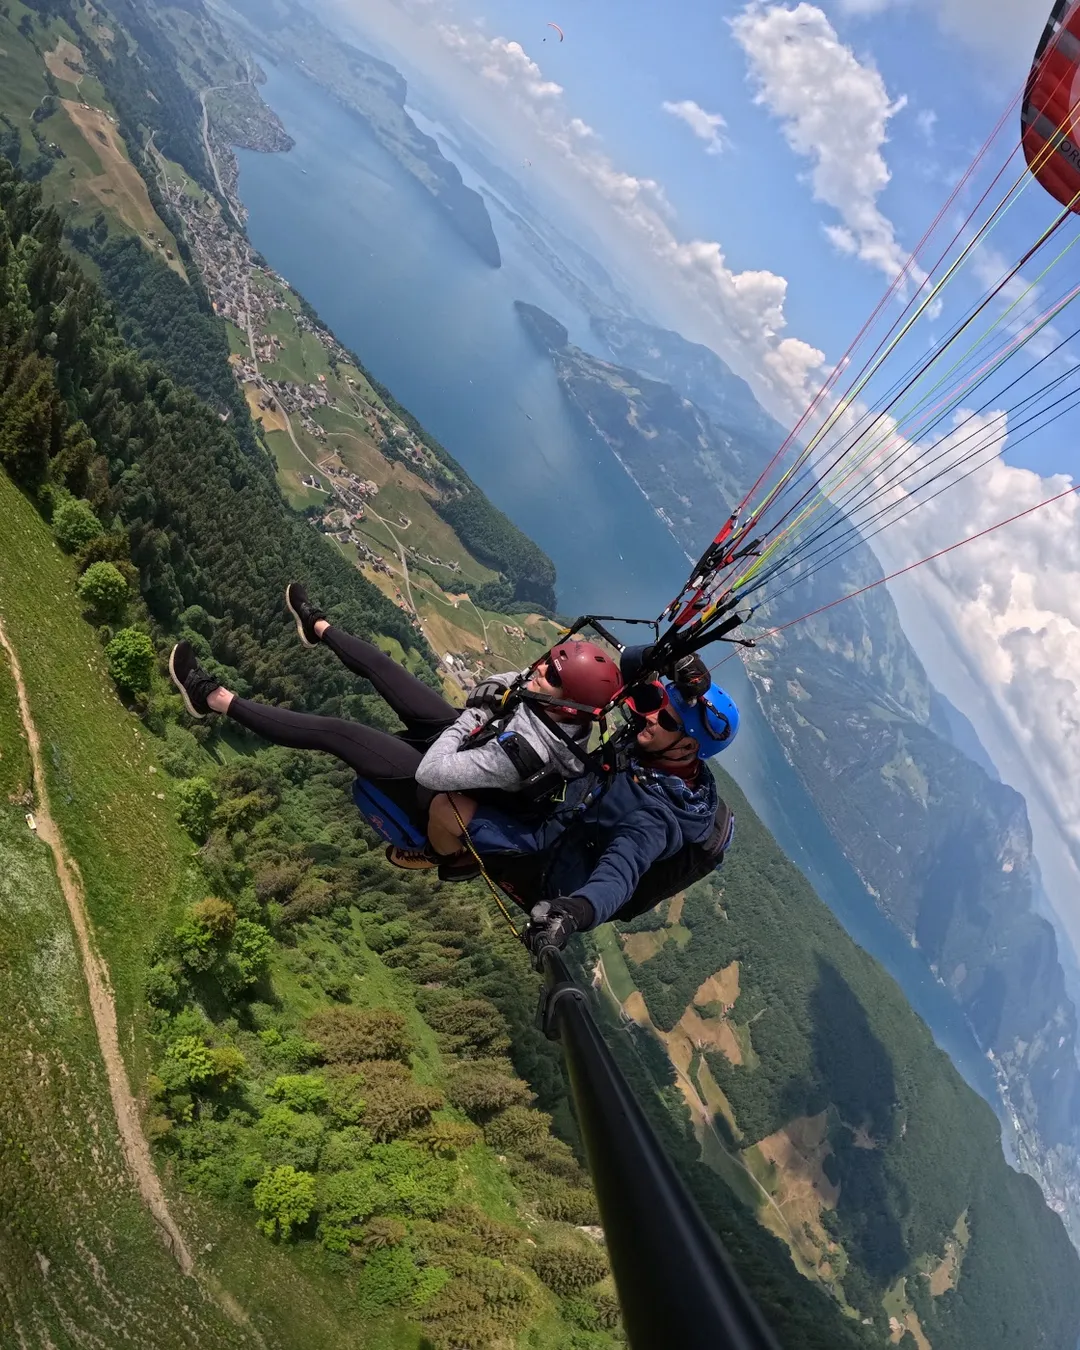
[545,22,564,42]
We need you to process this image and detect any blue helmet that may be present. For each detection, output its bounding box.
[665,682,739,758]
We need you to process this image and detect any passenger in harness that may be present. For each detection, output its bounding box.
[168,584,737,950]
[166,583,619,877]
[414,638,623,874]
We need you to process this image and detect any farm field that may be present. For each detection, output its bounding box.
[0,4,185,261]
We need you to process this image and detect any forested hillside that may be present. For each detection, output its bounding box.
[588,766,1080,1349]
[0,128,869,1350]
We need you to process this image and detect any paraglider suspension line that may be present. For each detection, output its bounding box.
[450,796,525,937]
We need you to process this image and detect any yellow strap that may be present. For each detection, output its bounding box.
[449,795,524,937]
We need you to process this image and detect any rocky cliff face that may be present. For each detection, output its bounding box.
[519,302,1080,1236]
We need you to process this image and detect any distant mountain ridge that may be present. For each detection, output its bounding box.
[594,313,786,449]
[217,0,502,266]
[929,691,1001,783]
[515,299,1080,1241]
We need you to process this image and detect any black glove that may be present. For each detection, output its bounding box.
[466,678,511,712]
[672,652,712,699]
[524,896,595,969]
[619,644,657,685]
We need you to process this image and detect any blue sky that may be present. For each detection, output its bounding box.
[330,0,1080,956]
[477,0,961,353]
[510,0,1055,436]
[340,0,1064,460]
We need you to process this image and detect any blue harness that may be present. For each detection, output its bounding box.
[351,778,428,850]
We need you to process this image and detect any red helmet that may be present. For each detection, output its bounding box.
[544,640,623,720]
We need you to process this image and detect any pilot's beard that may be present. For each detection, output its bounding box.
[638,736,701,779]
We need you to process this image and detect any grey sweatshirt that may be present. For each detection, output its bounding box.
[415,671,590,793]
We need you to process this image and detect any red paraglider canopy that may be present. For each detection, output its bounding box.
[1023,0,1080,211]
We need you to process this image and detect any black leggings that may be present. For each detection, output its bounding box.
[320,627,456,741]
[225,627,457,815]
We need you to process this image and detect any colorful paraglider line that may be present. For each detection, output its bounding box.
[716,476,1080,670]
[633,0,1080,684]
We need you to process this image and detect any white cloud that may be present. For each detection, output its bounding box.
[436,27,563,100]
[416,14,826,415]
[732,2,913,283]
[833,0,1045,69]
[567,117,595,140]
[662,99,728,155]
[916,109,937,143]
[876,439,1080,854]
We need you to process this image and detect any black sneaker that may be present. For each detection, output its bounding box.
[286,581,327,648]
[437,851,482,883]
[168,641,221,719]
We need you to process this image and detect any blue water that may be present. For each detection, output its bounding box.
[236,60,1003,1115]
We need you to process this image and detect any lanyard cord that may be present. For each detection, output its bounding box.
[449,795,525,937]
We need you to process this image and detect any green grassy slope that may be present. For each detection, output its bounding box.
[0,591,247,1347]
[0,471,194,1040]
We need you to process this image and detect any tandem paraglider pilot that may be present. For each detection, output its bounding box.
[439,645,738,964]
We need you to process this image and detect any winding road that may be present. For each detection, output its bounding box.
[199,87,230,204]
[198,70,258,220]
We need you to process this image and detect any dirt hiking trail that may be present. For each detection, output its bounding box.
[0,618,194,1273]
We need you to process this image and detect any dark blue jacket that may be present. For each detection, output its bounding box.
[467,761,718,927]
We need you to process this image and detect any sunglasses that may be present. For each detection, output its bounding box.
[623,683,683,734]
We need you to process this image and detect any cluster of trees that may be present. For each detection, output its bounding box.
[46,490,156,690]
[612,766,1080,1349]
[90,235,254,438]
[143,743,620,1348]
[434,490,557,612]
[0,79,55,183]
[146,734,893,1350]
